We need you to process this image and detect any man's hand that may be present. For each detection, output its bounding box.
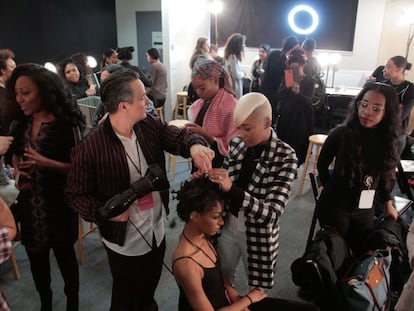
[190,144,214,171]
[110,209,129,222]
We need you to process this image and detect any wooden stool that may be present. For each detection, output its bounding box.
[296,134,328,196]
[8,241,20,280]
[173,91,189,120]
[167,119,192,180]
[155,107,164,122]
[77,216,98,264]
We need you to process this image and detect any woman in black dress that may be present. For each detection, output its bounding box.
[7,63,85,311]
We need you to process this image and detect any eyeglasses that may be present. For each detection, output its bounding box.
[357,101,384,114]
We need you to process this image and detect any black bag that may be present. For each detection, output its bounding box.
[291,227,351,310]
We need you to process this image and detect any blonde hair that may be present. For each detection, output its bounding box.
[233,92,271,127]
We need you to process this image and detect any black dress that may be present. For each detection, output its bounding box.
[12,118,78,248]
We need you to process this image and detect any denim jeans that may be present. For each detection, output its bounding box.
[217,213,249,284]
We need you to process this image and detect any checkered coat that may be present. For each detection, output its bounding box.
[222,129,298,288]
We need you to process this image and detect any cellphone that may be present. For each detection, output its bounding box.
[285,68,301,88]
[292,67,300,82]
[285,70,294,87]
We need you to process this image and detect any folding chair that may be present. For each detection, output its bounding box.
[305,172,323,252]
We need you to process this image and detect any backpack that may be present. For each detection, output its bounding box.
[311,75,326,111]
[291,227,351,310]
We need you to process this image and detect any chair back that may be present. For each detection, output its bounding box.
[309,171,323,201]
[306,172,323,252]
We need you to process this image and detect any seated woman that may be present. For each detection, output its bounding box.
[276,46,315,166]
[317,82,400,255]
[186,59,238,168]
[59,58,96,100]
[172,178,319,311]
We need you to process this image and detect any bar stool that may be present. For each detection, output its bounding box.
[173,91,189,120]
[155,107,164,122]
[7,241,20,280]
[296,134,328,196]
[167,119,192,180]
[77,216,98,264]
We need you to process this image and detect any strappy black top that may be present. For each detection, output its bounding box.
[173,254,230,310]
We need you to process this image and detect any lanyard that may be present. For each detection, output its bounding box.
[124,136,142,176]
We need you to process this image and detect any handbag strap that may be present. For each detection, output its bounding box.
[364,259,390,311]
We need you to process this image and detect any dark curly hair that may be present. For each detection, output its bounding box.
[338,82,400,192]
[286,46,306,67]
[5,63,85,128]
[176,178,224,222]
[58,58,85,83]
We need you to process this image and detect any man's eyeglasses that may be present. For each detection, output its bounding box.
[357,101,384,113]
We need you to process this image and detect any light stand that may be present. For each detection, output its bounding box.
[406,23,414,59]
[209,1,223,46]
[325,65,330,88]
[214,13,218,46]
[331,65,336,88]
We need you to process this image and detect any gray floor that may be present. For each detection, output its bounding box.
[0,160,318,310]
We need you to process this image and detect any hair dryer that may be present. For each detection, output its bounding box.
[98,163,170,219]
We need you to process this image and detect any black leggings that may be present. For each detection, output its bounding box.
[25,244,79,311]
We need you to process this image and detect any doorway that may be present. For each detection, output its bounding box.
[136,11,162,74]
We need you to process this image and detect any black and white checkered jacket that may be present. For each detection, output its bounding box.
[222,129,298,288]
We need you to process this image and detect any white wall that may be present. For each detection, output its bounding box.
[115,0,161,64]
[378,0,414,82]
[116,0,209,120]
[161,0,210,119]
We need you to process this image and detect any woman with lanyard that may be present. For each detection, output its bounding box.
[317,82,400,255]
[186,59,238,169]
[382,55,414,154]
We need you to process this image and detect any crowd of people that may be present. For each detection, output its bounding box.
[0,33,413,311]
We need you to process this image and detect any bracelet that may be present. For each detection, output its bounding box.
[245,294,253,304]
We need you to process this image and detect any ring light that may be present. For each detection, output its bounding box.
[288,5,319,35]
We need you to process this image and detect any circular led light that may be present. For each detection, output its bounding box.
[44,62,57,73]
[87,55,98,68]
[288,5,319,35]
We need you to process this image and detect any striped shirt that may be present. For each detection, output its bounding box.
[65,114,207,246]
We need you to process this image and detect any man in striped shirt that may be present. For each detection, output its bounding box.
[66,69,214,311]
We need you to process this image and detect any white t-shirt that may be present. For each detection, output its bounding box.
[102,131,164,256]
